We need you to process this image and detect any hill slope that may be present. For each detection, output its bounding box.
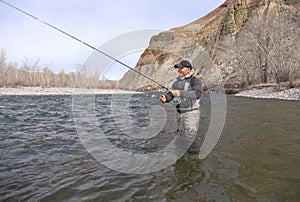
[118,0,300,92]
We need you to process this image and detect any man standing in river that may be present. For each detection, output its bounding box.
[160,60,202,154]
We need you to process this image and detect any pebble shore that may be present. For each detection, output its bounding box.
[235,87,300,101]
[1,87,299,101]
[0,87,140,96]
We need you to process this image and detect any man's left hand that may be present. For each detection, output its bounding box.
[170,90,180,97]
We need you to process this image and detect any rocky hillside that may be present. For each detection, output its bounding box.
[118,0,300,93]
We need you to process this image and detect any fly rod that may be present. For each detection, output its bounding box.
[0,0,171,91]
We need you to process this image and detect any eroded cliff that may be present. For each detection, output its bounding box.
[118,0,300,92]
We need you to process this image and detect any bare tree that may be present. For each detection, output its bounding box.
[268,8,299,83]
[221,2,299,86]
[252,4,297,81]
[0,50,7,87]
[0,49,99,88]
[75,64,100,89]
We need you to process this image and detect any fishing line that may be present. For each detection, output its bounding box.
[0,0,171,91]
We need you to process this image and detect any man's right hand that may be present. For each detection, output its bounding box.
[159,95,167,103]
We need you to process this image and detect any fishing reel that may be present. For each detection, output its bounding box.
[173,97,181,104]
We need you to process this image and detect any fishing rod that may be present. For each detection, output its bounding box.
[0,0,171,91]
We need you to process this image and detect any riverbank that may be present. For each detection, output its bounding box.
[1,86,299,101]
[235,86,300,101]
[0,87,140,95]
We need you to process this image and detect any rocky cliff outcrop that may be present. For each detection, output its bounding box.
[118,0,300,93]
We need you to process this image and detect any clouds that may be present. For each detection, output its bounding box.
[0,0,225,75]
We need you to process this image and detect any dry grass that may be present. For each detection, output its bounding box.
[248,83,278,89]
[246,81,300,91]
[292,80,300,87]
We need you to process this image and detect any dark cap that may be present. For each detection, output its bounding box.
[174,60,192,69]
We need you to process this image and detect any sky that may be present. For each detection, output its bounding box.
[0,0,225,80]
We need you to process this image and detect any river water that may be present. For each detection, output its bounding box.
[0,93,299,201]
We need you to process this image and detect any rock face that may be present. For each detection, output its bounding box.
[118,0,300,92]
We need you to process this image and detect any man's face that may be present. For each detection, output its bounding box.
[177,67,191,77]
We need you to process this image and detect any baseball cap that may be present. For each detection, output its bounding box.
[174,60,192,69]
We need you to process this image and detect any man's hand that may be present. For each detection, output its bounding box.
[159,95,167,103]
[170,90,180,97]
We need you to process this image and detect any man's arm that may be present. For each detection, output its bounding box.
[160,82,176,103]
[160,91,174,103]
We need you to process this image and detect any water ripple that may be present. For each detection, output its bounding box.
[0,94,299,201]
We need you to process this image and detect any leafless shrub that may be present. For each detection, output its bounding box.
[217,2,299,86]
[0,49,103,89]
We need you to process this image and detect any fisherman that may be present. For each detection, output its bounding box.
[160,60,202,154]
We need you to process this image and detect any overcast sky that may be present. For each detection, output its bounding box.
[0,0,225,79]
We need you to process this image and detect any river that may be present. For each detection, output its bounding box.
[0,93,299,201]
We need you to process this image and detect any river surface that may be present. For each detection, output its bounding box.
[0,93,299,201]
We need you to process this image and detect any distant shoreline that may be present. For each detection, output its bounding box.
[0,87,141,96]
[1,86,299,101]
[235,87,300,101]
